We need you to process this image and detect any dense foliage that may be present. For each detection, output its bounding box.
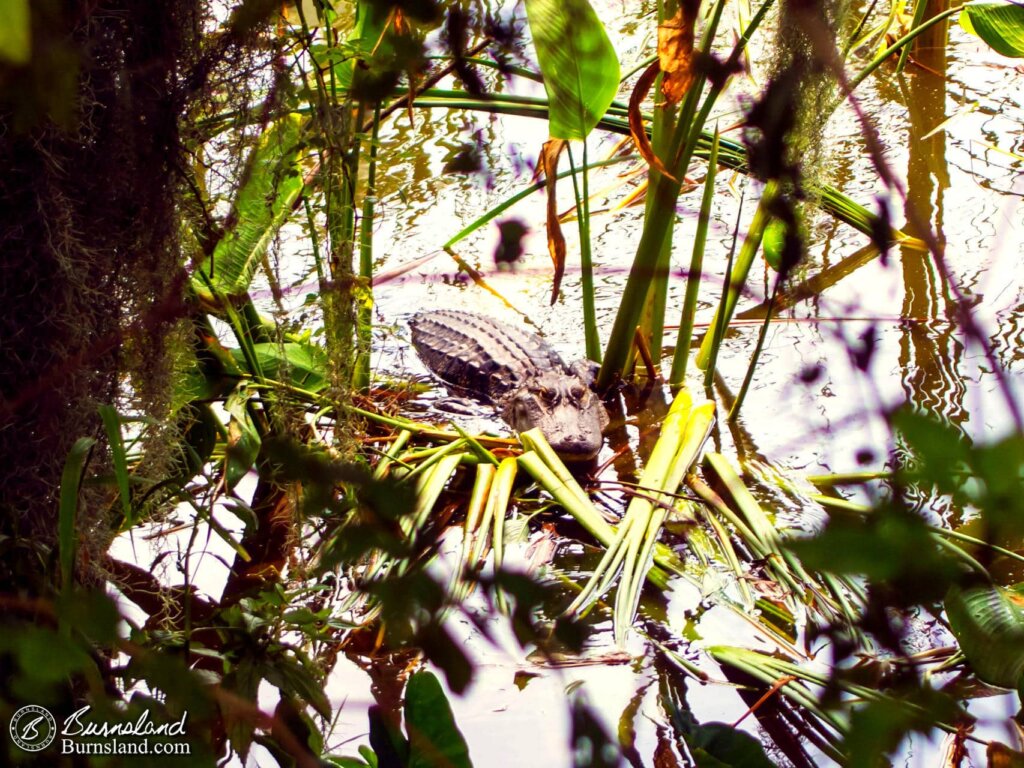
[1,0,1022,765]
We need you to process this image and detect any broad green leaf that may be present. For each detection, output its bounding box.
[358,744,379,766]
[844,693,961,768]
[892,407,972,499]
[57,590,120,646]
[207,114,305,293]
[405,671,473,768]
[263,653,332,720]
[224,388,261,490]
[525,0,620,140]
[222,655,261,760]
[12,627,93,682]
[0,0,30,64]
[787,504,962,603]
[173,364,235,411]
[945,582,1024,692]
[962,2,1024,57]
[967,432,1024,537]
[687,723,779,767]
[230,341,328,391]
[171,326,245,413]
[177,402,220,482]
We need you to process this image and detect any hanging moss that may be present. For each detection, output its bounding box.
[0,0,262,587]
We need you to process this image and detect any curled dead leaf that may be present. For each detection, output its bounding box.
[658,0,699,104]
[538,139,568,304]
[628,62,678,182]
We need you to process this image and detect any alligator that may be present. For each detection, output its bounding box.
[409,310,607,461]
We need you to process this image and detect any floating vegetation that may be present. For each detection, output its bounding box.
[3,0,1024,765]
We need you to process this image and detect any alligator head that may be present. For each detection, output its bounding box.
[501,369,607,461]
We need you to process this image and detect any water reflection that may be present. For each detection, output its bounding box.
[898,2,968,436]
[322,2,1024,762]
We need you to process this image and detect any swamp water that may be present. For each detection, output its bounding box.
[350,8,1024,765]
[113,3,1024,764]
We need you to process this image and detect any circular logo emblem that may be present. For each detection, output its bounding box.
[9,705,57,752]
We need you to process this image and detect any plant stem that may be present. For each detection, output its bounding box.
[728,277,778,420]
[354,103,380,392]
[670,128,720,386]
[568,142,601,361]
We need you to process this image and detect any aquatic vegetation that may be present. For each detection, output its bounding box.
[2,0,1023,765]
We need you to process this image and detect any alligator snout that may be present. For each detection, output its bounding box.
[502,372,606,461]
[544,431,605,462]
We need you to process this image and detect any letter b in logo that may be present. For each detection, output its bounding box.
[9,705,57,752]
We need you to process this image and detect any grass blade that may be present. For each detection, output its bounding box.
[59,437,96,593]
[98,404,132,526]
[696,182,776,371]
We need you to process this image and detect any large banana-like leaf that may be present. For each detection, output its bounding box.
[405,671,473,768]
[961,1,1024,57]
[206,114,305,294]
[229,340,328,392]
[945,581,1024,694]
[525,0,620,140]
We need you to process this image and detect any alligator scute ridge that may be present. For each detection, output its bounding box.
[409,310,607,461]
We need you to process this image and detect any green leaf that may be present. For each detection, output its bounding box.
[967,433,1024,537]
[405,671,473,768]
[223,655,262,760]
[263,652,332,720]
[962,2,1024,57]
[945,581,1024,691]
[892,407,972,499]
[761,218,786,272]
[207,114,306,293]
[59,437,96,593]
[12,627,93,682]
[525,0,620,140]
[176,402,220,482]
[0,0,30,64]
[843,692,961,768]
[57,590,120,646]
[370,704,408,767]
[324,756,374,768]
[230,341,327,392]
[98,404,133,525]
[688,723,779,768]
[224,388,262,490]
[358,744,379,767]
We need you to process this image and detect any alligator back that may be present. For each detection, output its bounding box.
[409,310,568,402]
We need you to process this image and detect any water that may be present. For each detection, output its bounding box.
[328,8,1024,764]
[148,4,1024,764]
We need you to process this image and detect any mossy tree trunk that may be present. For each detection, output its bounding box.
[0,0,200,588]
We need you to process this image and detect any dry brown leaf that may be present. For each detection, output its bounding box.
[628,62,678,182]
[987,741,1024,768]
[658,0,699,104]
[538,139,568,304]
